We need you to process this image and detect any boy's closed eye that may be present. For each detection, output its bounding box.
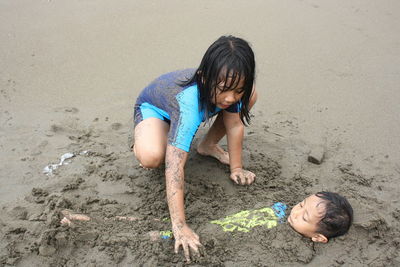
[303,212,308,222]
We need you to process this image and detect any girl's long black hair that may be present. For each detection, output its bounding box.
[182,35,256,125]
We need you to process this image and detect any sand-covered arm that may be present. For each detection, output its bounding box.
[165,144,201,261]
[223,110,255,185]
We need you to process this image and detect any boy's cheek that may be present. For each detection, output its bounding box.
[287,217,300,233]
[287,214,294,225]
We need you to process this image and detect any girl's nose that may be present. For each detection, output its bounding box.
[225,92,236,103]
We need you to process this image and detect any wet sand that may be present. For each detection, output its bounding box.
[1,0,399,266]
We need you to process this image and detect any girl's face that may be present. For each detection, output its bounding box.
[212,76,245,109]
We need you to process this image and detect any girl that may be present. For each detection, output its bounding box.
[132,35,258,261]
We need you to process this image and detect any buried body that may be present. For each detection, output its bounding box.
[61,191,353,246]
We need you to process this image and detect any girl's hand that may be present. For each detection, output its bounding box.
[230,168,256,185]
[172,223,202,262]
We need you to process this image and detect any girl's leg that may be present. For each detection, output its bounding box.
[133,118,169,168]
[197,113,230,164]
[197,90,258,165]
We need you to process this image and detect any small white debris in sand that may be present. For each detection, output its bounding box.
[61,209,91,221]
[60,217,72,226]
[43,151,90,175]
[115,216,138,221]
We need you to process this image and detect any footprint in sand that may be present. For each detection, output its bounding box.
[53,107,79,114]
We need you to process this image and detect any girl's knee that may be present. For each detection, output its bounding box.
[134,148,164,169]
[250,90,258,109]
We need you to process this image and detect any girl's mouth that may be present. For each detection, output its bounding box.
[219,104,230,109]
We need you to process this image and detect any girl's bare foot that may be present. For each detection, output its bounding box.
[197,143,230,165]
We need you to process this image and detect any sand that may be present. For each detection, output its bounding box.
[1,0,400,266]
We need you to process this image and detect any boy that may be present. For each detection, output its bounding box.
[287,191,353,243]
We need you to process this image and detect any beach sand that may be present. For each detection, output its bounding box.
[1,0,399,266]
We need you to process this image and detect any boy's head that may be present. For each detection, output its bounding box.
[287,192,353,243]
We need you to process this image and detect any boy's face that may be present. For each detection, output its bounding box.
[287,194,328,243]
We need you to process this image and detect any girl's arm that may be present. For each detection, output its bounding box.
[165,144,201,261]
[223,110,256,185]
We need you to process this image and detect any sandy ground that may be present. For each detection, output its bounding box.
[1,0,400,266]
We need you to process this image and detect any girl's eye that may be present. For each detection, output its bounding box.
[234,88,244,94]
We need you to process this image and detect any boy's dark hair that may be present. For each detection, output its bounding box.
[182,35,256,125]
[316,191,353,239]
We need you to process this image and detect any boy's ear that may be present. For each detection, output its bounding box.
[311,234,328,243]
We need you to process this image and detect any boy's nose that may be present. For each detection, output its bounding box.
[291,207,300,218]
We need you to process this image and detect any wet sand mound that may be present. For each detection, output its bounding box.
[1,116,399,266]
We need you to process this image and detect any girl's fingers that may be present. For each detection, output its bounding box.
[231,170,256,185]
[188,243,201,262]
[231,175,239,184]
[198,244,206,256]
[193,232,200,242]
[174,240,181,254]
[240,174,246,185]
[175,240,190,262]
[176,239,202,262]
[246,174,253,185]
[193,238,202,247]
[183,243,190,262]
[244,170,255,184]
[188,242,199,254]
[251,173,256,183]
